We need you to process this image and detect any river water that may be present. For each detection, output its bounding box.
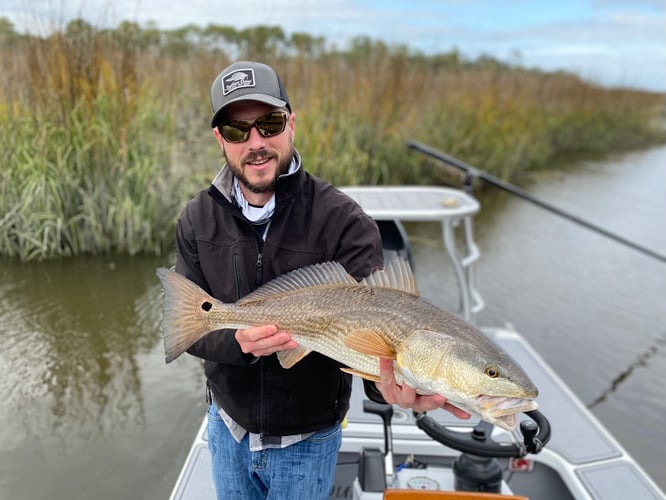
[1,145,664,499]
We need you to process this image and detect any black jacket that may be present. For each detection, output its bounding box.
[174,153,384,435]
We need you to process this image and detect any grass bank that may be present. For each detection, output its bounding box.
[1,20,664,260]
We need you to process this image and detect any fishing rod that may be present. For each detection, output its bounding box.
[407,140,666,264]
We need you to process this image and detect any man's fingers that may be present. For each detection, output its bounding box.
[375,358,472,418]
[377,358,394,394]
[240,324,277,342]
[235,325,296,356]
[395,383,416,408]
[445,403,472,420]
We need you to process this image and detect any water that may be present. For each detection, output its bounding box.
[1,146,664,499]
[410,145,666,490]
[0,257,204,499]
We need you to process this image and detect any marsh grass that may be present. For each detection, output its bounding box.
[1,24,664,260]
[1,29,192,259]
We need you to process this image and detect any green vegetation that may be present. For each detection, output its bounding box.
[1,18,664,260]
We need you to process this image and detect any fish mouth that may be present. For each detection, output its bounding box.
[477,395,538,416]
[475,395,538,431]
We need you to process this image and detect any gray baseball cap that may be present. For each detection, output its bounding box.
[210,61,291,128]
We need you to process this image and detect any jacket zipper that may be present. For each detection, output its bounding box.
[255,234,265,432]
[232,254,241,301]
[255,251,263,287]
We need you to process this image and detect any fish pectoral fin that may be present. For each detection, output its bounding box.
[340,367,382,383]
[277,346,311,369]
[344,328,396,359]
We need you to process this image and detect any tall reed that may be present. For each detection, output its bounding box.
[1,22,664,260]
[1,27,193,260]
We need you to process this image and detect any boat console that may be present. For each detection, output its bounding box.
[352,399,550,499]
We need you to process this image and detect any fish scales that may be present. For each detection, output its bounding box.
[223,286,419,344]
[156,258,539,430]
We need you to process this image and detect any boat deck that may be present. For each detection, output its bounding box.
[168,187,665,500]
[169,326,664,500]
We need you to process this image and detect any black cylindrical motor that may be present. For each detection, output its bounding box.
[452,452,503,492]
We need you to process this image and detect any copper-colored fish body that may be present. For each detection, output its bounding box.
[157,258,538,430]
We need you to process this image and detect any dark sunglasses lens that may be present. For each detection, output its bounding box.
[221,112,287,143]
[221,122,250,143]
[256,112,287,137]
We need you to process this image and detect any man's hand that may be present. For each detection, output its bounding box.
[235,325,298,358]
[376,358,472,419]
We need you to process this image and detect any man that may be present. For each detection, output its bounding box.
[174,61,469,499]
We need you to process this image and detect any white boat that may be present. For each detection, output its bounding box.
[168,185,665,500]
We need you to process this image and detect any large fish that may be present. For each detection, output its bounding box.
[156,258,538,430]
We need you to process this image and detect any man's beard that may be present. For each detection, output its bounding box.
[228,147,294,194]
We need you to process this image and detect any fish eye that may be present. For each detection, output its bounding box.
[201,301,213,312]
[485,365,499,378]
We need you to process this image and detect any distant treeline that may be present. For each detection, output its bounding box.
[1,17,664,260]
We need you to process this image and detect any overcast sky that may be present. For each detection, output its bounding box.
[3,0,665,92]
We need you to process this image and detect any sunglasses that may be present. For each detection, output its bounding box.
[220,111,289,143]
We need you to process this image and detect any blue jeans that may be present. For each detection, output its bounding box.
[207,405,342,499]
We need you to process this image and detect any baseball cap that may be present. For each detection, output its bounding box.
[210,61,291,128]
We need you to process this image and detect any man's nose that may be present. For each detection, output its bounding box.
[245,125,267,148]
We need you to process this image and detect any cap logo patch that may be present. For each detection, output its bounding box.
[222,69,255,95]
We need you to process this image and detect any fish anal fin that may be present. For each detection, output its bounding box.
[340,367,382,383]
[277,346,311,369]
[344,328,396,359]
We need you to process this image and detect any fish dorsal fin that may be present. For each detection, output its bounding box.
[277,346,311,369]
[238,261,358,304]
[360,257,419,296]
[344,328,396,359]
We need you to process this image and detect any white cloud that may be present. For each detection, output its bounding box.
[1,0,664,91]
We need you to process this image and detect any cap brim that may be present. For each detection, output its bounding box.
[211,94,288,127]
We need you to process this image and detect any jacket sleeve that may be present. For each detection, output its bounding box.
[333,209,385,280]
[174,205,257,365]
[363,379,389,404]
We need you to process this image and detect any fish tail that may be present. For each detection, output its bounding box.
[156,268,221,363]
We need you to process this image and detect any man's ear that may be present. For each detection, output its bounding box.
[289,112,296,143]
[213,127,225,149]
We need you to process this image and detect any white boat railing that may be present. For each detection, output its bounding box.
[168,184,666,500]
[341,185,483,320]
